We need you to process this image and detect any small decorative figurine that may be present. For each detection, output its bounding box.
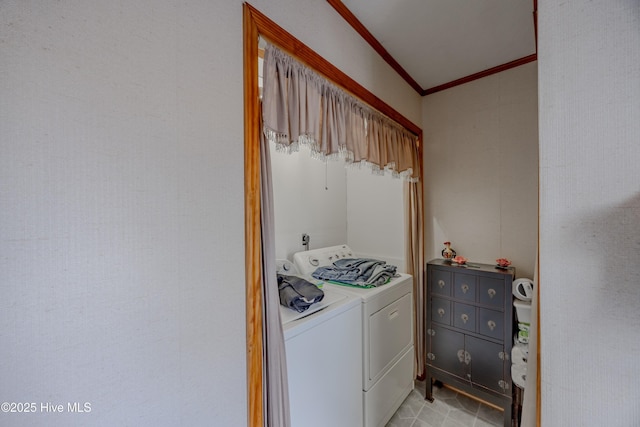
[496,258,512,269]
[452,255,467,265]
[442,241,456,261]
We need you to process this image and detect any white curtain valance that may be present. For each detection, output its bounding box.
[261,43,421,182]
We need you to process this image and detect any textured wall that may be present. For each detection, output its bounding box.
[0,1,422,425]
[422,63,539,279]
[0,1,246,425]
[538,1,640,425]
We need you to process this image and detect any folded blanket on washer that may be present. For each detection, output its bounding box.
[311,258,397,288]
[277,274,325,313]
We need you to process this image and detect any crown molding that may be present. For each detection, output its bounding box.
[327,0,538,97]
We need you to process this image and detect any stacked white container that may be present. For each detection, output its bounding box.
[511,278,533,389]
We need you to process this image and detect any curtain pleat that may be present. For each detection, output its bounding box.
[321,86,341,156]
[367,118,383,171]
[260,107,291,427]
[262,43,420,182]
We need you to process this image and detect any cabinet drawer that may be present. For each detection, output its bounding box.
[478,308,504,340]
[454,273,476,302]
[431,269,452,296]
[431,297,451,325]
[453,302,476,332]
[479,277,505,308]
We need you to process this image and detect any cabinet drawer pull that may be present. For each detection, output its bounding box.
[438,279,445,289]
[488,320,496,331]
[437,308,445,318]
[487,288,496,298]
[461,283,469,293]
[388,309,399,320]
[461,313,469,324]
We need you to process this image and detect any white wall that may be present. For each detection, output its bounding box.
[0,1,421,426]
[346,167,405,270]
[1,1,246,426]
[271,145,348,260]
[422,62,539,279]
[538,1,640,425]
[271,145,406,270]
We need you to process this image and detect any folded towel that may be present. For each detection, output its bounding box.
[277,274,324,313]
[311,258,397,287]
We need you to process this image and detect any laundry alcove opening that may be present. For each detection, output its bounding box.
[244,6,424,425]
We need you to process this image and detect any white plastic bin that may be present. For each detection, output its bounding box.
[513,299,531,324]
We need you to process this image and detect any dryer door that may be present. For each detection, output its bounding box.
[368,292,413,386]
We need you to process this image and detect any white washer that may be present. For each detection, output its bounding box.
[293,245,415,427]
[277,260,363,427]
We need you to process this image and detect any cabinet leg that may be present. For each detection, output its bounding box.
[425,370,434,402]
[512,386,522,427]
[504,399,512,427]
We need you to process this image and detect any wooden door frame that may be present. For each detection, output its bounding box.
[243,4,262,427]
[243,3,422,426]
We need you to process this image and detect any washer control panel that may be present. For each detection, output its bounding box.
[276,259,298,275]
[293,244,354,276]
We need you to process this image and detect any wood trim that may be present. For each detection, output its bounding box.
[326,0,424,96]
[422,54,537,96]
[442,384,504,412]
[248,3,421,137]
[533,0,538,50]
[243,4,263,427]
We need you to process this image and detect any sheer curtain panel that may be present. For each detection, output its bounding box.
[405,181,425,378]
[260,108,291,427]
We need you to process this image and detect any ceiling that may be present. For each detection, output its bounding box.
[334,0,537,95]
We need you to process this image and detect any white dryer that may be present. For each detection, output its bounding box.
[293,245,415,427]
[276,260,363,427]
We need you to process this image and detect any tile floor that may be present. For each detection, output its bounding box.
[386,380,504,427]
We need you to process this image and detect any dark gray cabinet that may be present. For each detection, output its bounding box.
[426,260,515,427]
